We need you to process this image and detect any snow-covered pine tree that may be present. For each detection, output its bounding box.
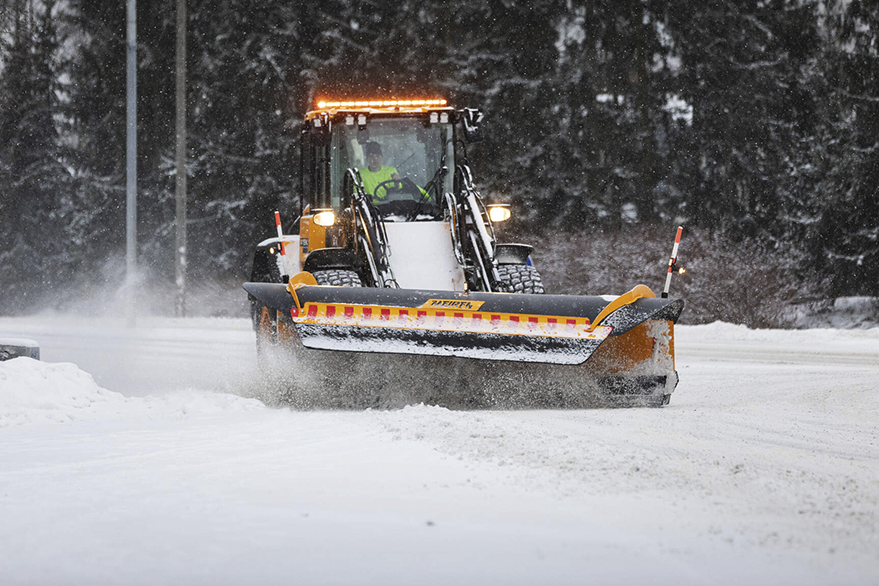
[801,0,879,298]
[0,0,71,312]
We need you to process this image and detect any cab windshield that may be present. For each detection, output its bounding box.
[330,117,454,219]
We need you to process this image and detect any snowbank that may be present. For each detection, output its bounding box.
[785,296,879,330]
[683,320,879,349]
[0,358,125,426]
[0,357,264,427]
[0,315,256,396]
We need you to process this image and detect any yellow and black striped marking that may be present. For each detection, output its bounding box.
[290,302,611,340]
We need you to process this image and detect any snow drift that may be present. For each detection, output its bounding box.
[0,357,264,428]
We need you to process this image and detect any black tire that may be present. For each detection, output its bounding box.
[249,249,284,331]
[495,264,545,294]
[313,269,363,287]
[255,305,277,360]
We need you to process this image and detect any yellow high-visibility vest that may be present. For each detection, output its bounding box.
[359,166,399,201]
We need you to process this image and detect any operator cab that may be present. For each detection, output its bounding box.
[302,101,456,222]
[291,100,498,292]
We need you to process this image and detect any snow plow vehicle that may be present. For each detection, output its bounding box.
[244,98,685,408]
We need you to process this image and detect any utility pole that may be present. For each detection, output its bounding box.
[174,0,187,317]
[126,0,137,327]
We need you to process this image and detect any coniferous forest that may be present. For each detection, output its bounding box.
[0,0,877,318]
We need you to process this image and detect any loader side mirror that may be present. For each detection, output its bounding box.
[461,108,484,142]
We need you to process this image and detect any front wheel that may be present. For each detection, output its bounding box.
[312,269,363,287]
[495,265,545,294]
[255,305,277,361]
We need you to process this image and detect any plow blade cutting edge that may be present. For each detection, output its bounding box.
[244,282,685,366]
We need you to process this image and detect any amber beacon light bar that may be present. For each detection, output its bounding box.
[317,99,448,109]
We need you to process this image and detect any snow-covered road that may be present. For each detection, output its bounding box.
[1,317,878,585]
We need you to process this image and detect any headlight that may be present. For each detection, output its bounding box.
[487,204,511,223]
[313,210,336,226]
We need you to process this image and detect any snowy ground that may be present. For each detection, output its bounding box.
[1,316,878,585]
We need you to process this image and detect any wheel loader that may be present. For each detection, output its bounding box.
[244,98,685,408]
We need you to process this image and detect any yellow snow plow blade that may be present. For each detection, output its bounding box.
[245,280,683,407]
[245,281,679,366]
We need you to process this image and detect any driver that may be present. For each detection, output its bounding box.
[359,142,400,204]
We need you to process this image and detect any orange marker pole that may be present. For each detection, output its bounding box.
[274,211,286,256]
[662,226,683,299]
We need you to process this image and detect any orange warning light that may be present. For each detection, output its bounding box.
[316,99,448,109]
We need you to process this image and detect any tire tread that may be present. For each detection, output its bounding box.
[495,265,545,294]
